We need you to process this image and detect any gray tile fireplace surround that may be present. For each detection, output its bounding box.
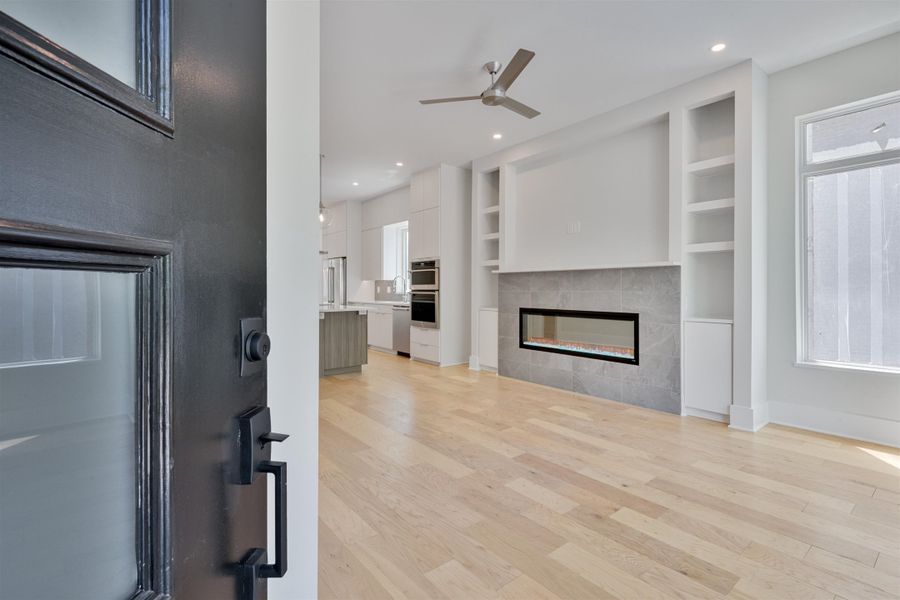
[498,267,680,414]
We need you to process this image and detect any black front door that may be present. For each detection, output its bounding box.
[0,1,272,598]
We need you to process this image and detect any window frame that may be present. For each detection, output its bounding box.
[794,90,900,375]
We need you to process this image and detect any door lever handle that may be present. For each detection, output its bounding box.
[238,460,288,599]
[260,431,288,445]
[236,407,290,599]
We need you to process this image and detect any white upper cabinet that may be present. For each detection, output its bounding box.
[410,168,440,213]
[323,229,347,258]
[418,207,439,259]
[409,208,439,260]
[409,172,423,213]
[361,228,382,280]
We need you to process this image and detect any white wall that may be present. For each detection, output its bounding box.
[767,33,900,446]
[510,119,669,271]
[266,1,319,598]
[362,185,410,230]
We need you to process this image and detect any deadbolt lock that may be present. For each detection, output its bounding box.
[240,317,269,377]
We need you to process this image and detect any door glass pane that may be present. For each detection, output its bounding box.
[0,267,138,599]
[0,0,137,88]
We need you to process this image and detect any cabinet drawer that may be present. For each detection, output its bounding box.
[411,326,440,347]
[411,340,439,363]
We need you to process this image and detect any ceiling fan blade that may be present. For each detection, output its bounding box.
[419,95,481,105]
[493,48,535,91]
[502,97,540,119]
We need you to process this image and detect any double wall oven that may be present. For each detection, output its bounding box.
[410,259,439,329]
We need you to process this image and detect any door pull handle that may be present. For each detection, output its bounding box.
[237,406,289,599]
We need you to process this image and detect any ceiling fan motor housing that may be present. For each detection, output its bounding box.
[482,88,506,106]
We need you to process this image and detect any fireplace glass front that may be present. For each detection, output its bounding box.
[519,308,639,365]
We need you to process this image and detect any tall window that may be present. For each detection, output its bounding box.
[797,93,900,373]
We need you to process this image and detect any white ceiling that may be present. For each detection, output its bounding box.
[321,0,900,205]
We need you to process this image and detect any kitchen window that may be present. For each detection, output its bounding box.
[796,92,900,373]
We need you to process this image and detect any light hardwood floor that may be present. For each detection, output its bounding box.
[319,352,900,599]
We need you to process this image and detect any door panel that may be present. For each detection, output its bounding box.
[0,1,269,598]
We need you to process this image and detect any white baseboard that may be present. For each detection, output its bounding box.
[768,401,900,448]
[729,404,769,432]
[684,407,729,423]
[469,355,480,371]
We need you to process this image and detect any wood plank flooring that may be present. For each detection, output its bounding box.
[319,352,900,599]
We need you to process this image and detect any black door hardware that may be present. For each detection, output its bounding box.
[240,317,270,376]
[237,406,289,599]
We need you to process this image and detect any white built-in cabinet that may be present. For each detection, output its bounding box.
[681,95,737,420]
[410,207,439,260]
[683,320,733,418]
[478,308,498,369]
[408,164,470,366]
[361,228,382,280]
[366,307,393,351]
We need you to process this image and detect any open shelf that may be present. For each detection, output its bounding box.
[686,154,735,177]
[685,241,734,254]
[684,316,734,324]
[482,232,500,241]
[687,197,735,214]
[481,205,500,215]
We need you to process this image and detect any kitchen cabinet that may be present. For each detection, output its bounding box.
[319,310,368,375]
[409,208,439,260]
[407,164,470,366]
[367,308,393,351]
[411,326,440,363]
[361,228,382,280]
[409,168,440,213]
[323,229,346,258]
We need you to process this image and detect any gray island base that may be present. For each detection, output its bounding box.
[319,307,368,376]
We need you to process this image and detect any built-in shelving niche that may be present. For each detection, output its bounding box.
[683,95,735,321]
[476,169,500,310]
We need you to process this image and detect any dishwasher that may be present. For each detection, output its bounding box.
[392,305,410,356]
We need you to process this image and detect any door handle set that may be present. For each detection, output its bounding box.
[237,406,289,600]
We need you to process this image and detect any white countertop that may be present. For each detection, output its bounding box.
[319,304,368,314]
[350,300,410,307]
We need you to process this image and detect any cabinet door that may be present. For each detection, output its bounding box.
[324,230,346,258]
[478,309,498,369]
[409,172,423,213]
[408,212,423,260]
[420,168,440,211]
[368,311,392,349]
[420,207,439,259]
[684,321,732,415]
[361,228,382,280]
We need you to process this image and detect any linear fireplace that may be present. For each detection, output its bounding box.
[519,308,639,365]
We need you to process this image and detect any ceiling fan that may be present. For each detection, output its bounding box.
[419,49,541,119]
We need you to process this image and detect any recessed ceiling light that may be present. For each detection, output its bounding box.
[872,122,887,134]
[352,182,359,186]
[710,43,726,53]
[492,133,503,140]
[395,162,404,167]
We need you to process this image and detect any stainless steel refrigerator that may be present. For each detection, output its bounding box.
[321,256,347,306]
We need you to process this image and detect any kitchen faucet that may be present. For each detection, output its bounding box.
[392,273,410,302]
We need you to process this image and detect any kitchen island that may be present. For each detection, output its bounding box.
[319,305,368,376]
